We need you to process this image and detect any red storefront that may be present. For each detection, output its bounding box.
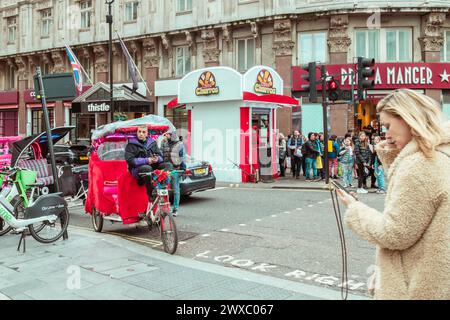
[0,91,19,136]
[292,62,450,134]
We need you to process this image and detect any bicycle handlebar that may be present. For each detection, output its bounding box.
[138,170,186,178]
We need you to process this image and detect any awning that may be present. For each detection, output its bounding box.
[63,102,72,108]
[27,103,56,109]
[0,104,19,110]
[167,97,186,109]
[243,92,299,106]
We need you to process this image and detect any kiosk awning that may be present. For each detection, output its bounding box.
[167,98,186,109]
[243,92,299,107]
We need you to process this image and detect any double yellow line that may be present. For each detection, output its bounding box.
[70,225,162,247]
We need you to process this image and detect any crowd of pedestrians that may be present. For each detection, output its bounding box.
[278,128,387,194]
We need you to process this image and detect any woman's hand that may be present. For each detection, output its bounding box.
[336,189,358,208]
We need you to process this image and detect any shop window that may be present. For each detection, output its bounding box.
[177,0,192,13]
[298,32,328,65]
[237,38,255,72]
[80,0,92,29]
[164,107,188,132]
[32,109,55,135]
[76,114,96,142]
[0,111,18,136]
[175,46,191,77]
[125,1,139,22]
[441,30,450,62]
[7,17,17,43]
[41,9,52,38]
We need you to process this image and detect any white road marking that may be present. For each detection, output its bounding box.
[296,208,303,211]
[318,202,324,204]
[205,187,229,192]
[284,211,291,214]
[308,205,314,208]
[179,241,187,245]
[255,219,262,222]
[239,224,247,227]
[271,215,278,218]
[220,229,230,232]
[201,234,211,238]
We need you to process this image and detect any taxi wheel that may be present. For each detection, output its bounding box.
[92,207,104,233]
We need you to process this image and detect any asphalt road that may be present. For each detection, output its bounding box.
[68,186,386,297]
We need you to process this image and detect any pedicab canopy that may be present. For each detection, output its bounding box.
[10,127,75,167]
[91,115,176,142]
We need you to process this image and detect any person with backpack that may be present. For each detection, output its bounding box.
[328,135,340,179]
[304,132,320,181]
[161,130,186,217]
[287,130,303,179]
[338,136,355,188]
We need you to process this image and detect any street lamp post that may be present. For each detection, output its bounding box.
[106,0,114,121]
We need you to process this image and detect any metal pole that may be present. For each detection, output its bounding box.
[36,67,68,240]
[321,65,330,185]
[107,0,114,121]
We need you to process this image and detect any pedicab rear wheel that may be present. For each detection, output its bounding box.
[159,212,178,255]
[92,207,104,233]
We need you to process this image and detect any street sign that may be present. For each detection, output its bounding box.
[33,73,76,102]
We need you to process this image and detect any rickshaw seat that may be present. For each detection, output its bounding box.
[18,159,54,186]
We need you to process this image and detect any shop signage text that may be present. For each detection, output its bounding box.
[195,71,220,96]
[292,62,450,91]
[254,69,277,95]
[87,102,110,112]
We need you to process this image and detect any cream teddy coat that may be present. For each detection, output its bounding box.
[345,123,450,300]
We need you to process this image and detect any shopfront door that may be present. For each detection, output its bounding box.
[252,109,272,182]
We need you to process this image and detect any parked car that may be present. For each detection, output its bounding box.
[180,155,216,196]
[51,144,90,165]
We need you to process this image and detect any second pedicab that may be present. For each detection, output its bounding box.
[84,115,179,254]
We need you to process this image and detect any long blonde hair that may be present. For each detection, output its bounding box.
[377,89,446,158]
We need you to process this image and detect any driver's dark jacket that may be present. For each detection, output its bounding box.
[125,137,163,179]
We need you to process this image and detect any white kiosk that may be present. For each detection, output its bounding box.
[175,66,299,183]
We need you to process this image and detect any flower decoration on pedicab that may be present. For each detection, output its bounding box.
[151,170,172,189]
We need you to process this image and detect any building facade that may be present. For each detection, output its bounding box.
[0,0,449,141]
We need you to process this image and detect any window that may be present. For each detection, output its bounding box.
[385,29,411,62]
[298,32,327,65]
[355,28,412,62]
[81,57,92,80]
[355,29,380,61]
[43,63,51,75]
[177,0,193,13]
[80,0,92,29]
[0,111,18,136]
[237,38,255,72]
[7,17,17,43]
[125,2,139,22]
[41,9,52,38]
[175,46,191,77]
[32,109,55,135]
[122,51,140,81]
[441,31,450,62]
[7,66,16,89]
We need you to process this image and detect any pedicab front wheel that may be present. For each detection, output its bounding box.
[160,212,178,255]
[92,207,104,233]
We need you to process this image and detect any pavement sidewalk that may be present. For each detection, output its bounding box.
[0,226,369,301]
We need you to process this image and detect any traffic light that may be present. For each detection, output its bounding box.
[357,57,376,101]
[301,62,318,103]
[327,77,341,102]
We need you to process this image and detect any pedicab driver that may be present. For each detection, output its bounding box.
[125,125,164,201]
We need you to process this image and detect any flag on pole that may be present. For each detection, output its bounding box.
[117,33,139,93]
[65,44,83,95]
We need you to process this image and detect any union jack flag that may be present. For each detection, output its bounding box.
[65,44,83,95]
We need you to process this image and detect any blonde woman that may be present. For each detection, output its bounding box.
[337,89,450,300]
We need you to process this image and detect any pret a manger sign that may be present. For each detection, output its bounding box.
[292,63,450,91]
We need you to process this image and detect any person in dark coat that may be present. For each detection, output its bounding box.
[125,125,164,201]
[354,132,372,194]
